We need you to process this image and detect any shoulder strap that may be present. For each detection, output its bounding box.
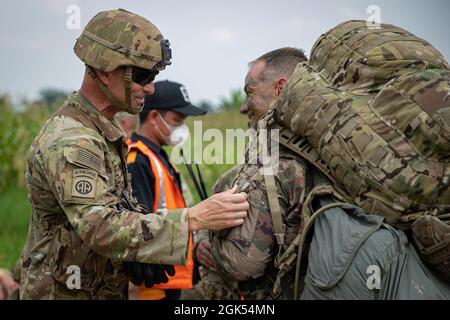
[270,168,351,299]
[254,121,285,247]
[264,170,285,247]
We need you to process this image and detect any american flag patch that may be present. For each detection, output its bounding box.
[74,148,103,173]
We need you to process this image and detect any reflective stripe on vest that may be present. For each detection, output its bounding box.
[127,140,194,295]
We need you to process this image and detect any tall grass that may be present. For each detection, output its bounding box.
[0,189,31,269]
[167,111,247,203]
[0,96,50,191]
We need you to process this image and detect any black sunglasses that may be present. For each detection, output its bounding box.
[131,67,159,86]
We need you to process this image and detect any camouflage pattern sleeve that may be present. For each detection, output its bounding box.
[193,166,240,257]
[32,116,189,265]
[211,155,306,281]
[212,165,241,195]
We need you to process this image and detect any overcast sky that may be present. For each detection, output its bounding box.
[1,0,448,106]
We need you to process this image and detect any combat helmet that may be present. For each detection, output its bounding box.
[74,8,172,114]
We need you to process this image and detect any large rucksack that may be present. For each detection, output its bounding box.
[261,20,450,298]
[264,20,450,227]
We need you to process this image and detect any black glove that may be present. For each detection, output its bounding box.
[152,264,176,285]
[123,262,176,288]
[123,262,145,286]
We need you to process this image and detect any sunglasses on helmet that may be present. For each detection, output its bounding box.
[131,67,159,86]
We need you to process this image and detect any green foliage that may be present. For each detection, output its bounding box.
[165,110,248,204]
[218,88,245,112]
[0,95,50,191]
[39,87,68,112]
[0,188,31,269]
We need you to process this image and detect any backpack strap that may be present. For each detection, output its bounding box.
[264,168,285,247]
[270,170,352,299]
[253,119,286,248]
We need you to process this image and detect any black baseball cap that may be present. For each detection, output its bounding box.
[143,80,207,116]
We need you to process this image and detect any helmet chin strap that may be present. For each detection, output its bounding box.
[86,65,140,115]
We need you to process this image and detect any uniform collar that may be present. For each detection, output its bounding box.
[131,133,162,154]
[69,91,125,142]
[131,133,175,164]
[131,133,181,182]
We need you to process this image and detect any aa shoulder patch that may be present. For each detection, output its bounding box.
[71,168,97,198]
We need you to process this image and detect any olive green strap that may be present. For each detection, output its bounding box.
[86,65,126,109]
[256,123,285,247]
[83,30,159,62]
[263,169,285,246]
[124,66,132,108]
[86,65,134,115]
[271,179,349,299]
[293,201,356,299]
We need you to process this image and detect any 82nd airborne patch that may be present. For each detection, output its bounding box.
[71,168,97,198]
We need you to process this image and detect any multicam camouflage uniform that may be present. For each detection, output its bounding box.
[211,146,308,299]
[268,20,450,281]
[181,166,241,300]
[20,9,190,300]
[21,92,189,299]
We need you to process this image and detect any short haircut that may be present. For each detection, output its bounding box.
[250,47,307,81]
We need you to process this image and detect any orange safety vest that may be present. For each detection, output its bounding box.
[127,140,194,300]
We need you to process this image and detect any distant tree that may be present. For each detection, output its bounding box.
[218,88,244,112]
[197,100,215,113]
[39,87,68,111]
[0,94,12,113]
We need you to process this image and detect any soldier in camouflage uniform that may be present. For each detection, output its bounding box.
[20,9,248,300]
[212,22,450,300]
[182,166,241,300]
[210,48,308,299]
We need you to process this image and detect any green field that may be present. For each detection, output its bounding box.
[0,188,31,269]
[0,110,248,270]
[174,110,248,203]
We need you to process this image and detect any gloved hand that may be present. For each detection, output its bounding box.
[123,262,176,288]
[152,264,176,285]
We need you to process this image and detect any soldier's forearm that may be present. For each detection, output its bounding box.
[64,203,189,265]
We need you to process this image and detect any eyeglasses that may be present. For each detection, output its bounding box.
[131,66,159,86]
